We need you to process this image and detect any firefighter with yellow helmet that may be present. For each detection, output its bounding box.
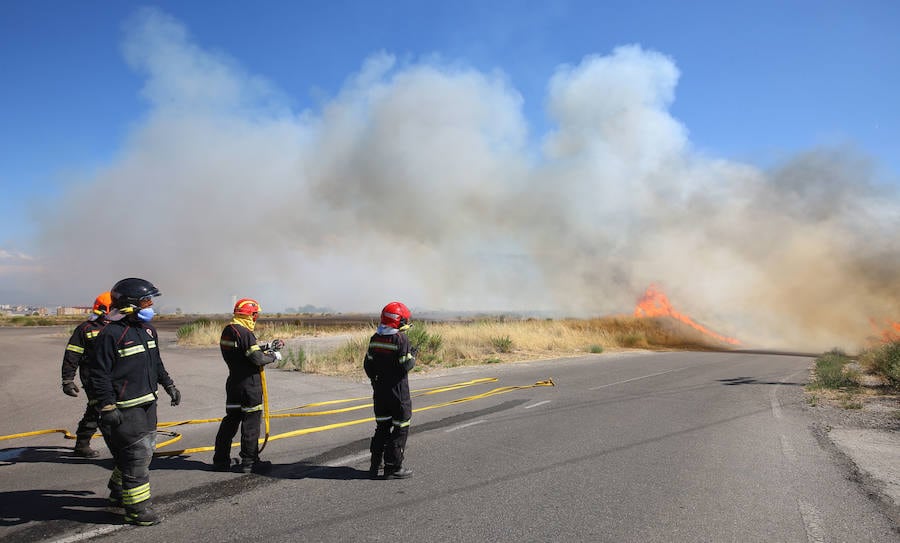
[213,298,283,473]
[60,291,112,457]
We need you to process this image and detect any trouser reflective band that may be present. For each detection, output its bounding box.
[225,403,263,413]
[122,482,150,505]
[375,416,392,422]
[117,393,156,408]
[393,419,411,428]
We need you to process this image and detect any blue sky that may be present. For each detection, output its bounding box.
[1,1,898,349]
[3,1,897,233]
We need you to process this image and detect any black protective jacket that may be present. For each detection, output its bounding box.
[61,316,108,394]
[364,331,415,401]
[89,312,175,409]
[219,322,278,396]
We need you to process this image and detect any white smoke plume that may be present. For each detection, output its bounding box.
[28,8,900,350]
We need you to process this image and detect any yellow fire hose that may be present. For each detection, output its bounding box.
[258,367,270,454]
[0,376,555,458]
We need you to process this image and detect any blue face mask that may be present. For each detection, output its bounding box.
[137,307,156,322]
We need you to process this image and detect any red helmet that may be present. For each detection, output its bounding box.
[92,291,112,315]
[234,298,261,321]
[380,301,411,329]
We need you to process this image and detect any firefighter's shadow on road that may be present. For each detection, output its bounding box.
[718,377,806,386]
[0,488,111,526]
[273,463,372,480]
[0,445,107,467]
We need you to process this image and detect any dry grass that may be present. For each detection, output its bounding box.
[174,315,727,377]
[175,319,370,347]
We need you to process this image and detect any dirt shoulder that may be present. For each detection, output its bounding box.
[803,383,900,520]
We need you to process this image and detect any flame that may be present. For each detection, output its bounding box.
[634,284,740,346]
[869,318,900,343]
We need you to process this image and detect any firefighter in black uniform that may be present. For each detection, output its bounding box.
[213,298,283,473]
[364,301,416,479]
[60,291,112,457]
[89,278,181,526]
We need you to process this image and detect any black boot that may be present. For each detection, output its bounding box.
[368,453,383,479]
[124,501,161,526]
[384,465,413,479]
[107,489,123,508]
[73,439,99,458]
[241,458,272,474]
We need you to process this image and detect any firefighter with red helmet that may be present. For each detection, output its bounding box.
[88,278,181,526]
[213,298,283,473]
[60,291,112,457]
[364,301,416,479]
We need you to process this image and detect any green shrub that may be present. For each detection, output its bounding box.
[277,346,307,371]
[490,335,513,353]
[619,333,648,348]
[589,344,604,354]
[8,315,55,326]
[861,341,900,386]
[176,318,212,340]
[408,322,443,365]
[812,349,856,389]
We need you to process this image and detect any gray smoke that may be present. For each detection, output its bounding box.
[28,8,900,350]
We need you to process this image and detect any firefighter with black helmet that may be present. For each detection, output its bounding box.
[364,301,416,479]
[88,277,181,526]
[213,298,283,473]
[60,291,112,458]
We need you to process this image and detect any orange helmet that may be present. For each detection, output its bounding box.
[234,298,261,321]
[380,301,411,330]
[92,291,112,315]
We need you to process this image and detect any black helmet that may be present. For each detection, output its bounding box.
[110,278,161,309]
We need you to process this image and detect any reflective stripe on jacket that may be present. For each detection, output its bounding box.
[88,316,174,409]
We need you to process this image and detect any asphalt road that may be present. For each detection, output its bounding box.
[1,326,898,542]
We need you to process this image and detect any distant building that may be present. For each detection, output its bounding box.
[57,306,91,316]
[0,304,50,316]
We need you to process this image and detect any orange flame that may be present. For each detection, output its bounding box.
[634,284,740,346]
[869,318,900,343]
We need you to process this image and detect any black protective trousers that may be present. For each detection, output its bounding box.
[213,408,262,464]
[213,375,263,464]
[99,402,157,508]
[370,389,412,467]
[75,399,100,443]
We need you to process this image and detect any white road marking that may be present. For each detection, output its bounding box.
[780,434,797,462]
[323,452,370,467]
[444,420,486,433]
[797,499,826,543]
[588,367,689,390]
[770,386,783,419]
[48,524,123,543]
[523,400,551,410]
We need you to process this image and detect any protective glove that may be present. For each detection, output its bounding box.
[62,381,80,397]
[272,351,283,362]
[100,406,123,427]
[165,384,181,406]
